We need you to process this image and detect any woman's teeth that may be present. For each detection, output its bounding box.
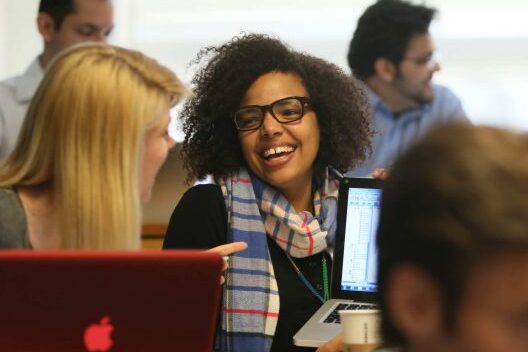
[263,146,295,158]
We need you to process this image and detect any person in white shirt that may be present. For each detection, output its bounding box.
[0,0,114,160]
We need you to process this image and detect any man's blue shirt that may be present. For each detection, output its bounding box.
[347,84,469,177]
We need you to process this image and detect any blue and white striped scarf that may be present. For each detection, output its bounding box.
[216,167,339,352]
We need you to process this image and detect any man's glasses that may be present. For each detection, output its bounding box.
[233,96,311,131]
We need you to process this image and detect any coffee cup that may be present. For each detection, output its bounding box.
[339,309,381,352]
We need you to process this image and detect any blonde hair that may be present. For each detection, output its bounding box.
[0,43,186,249]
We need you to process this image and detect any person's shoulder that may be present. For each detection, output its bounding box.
[0,187,28,248]
[164,183,227,249]
[0,187,23,218]
[176,183,225,214]
[0,187,18,202]
[0,57,42,103]
[0,74,22,113]
[182,183,223,202]
[429,84,468,121]
[0,75,18,98]
[432,84,462,103]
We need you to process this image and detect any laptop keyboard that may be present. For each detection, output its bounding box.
[323,303,377,324]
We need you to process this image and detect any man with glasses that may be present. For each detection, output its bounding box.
[346,0,469,177]
[0,0,114,160]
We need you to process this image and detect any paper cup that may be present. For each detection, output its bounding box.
[339,309,381,352]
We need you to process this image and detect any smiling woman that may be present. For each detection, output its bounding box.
[237,72,321,212]
[162,33,372,352]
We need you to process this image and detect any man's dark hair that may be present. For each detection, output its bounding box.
[376,123,528,346]
[348,0,436,80]
[179,33,373,185]
[39,0,76,30]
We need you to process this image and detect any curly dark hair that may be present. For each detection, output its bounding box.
[180,33,372,184]
[348,0,437,80]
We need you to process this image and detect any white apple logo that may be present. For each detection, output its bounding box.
[83,315,114,351]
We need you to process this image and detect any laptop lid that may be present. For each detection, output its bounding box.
[0,250,223,352]
[330,177,383,303]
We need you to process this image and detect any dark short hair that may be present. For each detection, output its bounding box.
[180,33,373,184]
[377,123,528,346]
[39,0,76,29]
[348,0,436,80]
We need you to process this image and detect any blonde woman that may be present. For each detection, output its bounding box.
[0,43,184,249]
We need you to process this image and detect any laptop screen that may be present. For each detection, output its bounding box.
[331,177,383,301]
[340,187,381,293]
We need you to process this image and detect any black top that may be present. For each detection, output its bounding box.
[164,184,331,352]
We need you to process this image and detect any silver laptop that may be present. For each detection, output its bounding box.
[293,177,382,347]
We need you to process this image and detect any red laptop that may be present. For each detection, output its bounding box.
[0,250,223,352]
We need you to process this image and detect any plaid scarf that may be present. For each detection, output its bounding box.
[216,167,339,352]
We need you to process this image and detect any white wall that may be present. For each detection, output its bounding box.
[1,0,527,132]
[0,0,41,78]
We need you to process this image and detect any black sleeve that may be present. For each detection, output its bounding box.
[163,184,228,250]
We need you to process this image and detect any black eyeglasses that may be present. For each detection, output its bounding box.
[233,96,311,131]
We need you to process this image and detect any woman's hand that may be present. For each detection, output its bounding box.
[316,334,343,352]
[207,241,248,284]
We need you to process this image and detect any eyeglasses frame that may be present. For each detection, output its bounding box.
[233,96,311,131]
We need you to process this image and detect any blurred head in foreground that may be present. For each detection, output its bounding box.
[377,123,528,352]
